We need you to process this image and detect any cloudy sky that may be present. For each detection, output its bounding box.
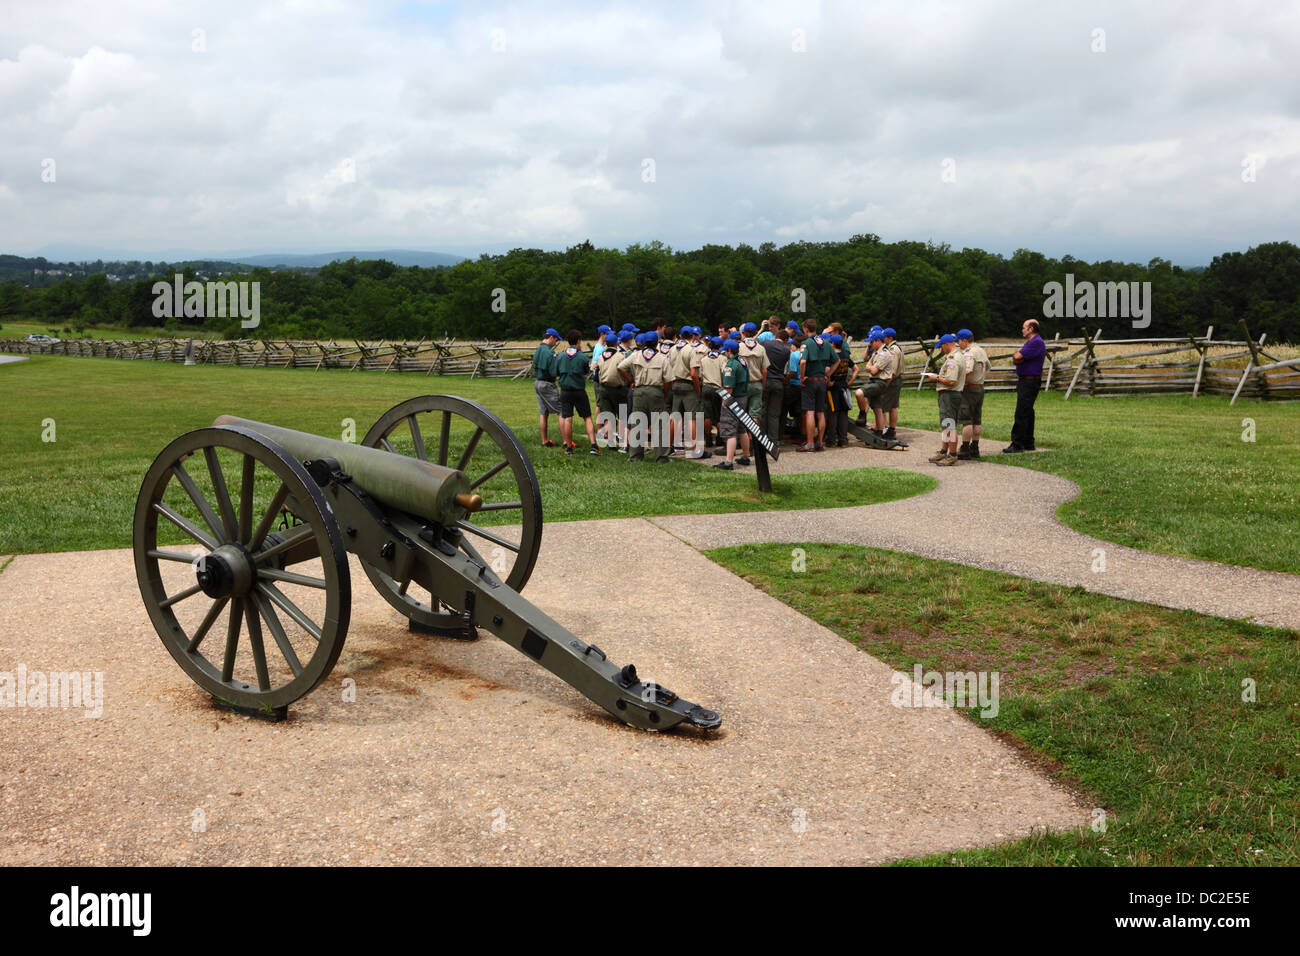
[2,0,1297,264]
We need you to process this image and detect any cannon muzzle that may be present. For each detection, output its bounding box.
[214,415,474,525]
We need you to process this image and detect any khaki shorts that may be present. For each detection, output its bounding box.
[718,405,741,439]
[937,390,962,436]
[880,376,902,412]
[671,380,701,416]
[961,386,984,426]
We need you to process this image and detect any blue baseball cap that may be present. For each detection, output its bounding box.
[883,327,896,338]
[937,333,957,346]
[643,331,658,345]
[787,320,799,329]
[829,333,844,345]
[742,322,757,334]
[868,331,884,342]
[598,324,611,333]
[957,329,973,340]
[544,328,560,338]
[729,330,741,339]
[621,323,637,332]
[618,330,634,342]
[721,339,739,351]
[634,333,646,345]
[709,337,723,348]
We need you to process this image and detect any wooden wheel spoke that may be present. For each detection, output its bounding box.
[221,597,243,682]
[204,447,240,541]
[171,462,228,544]
[154,501,218,551]
[437,410,451,466]
[379,436,396,453]
[187,596,229,653]
[160,583,204,609]
[239,453,256,542]
[455,426,485,473]
[258,582,322,643]
[250,482,291,550]
[456,520,520,553]
[253,524,315,565]
[253,592,302,677]
[258,567,327,589]
[148,548,205,564]
[470,459,510,490]
[408,415,427,461]
[243,600,272,691]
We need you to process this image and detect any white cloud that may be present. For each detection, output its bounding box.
[0,0,1296,264]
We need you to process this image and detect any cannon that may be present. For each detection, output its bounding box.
[133,395,721,732]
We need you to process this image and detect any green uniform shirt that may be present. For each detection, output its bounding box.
[721,356,749,399]
[532,342,556,381]
[552,347,591,390]
[802,335,836,377]
[833,343,853,382]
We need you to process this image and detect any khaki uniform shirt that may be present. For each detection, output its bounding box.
[699,349,727,388]
[669,340,701,383]
[737,338,770,382]
[618,347,671,388]
[963,343,989,387]
[597,346,629,387]
[889,342,905,379]
[936,347,967,392]
[869,344,897,381]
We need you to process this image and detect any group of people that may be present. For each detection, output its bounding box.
[529,316,1047,467]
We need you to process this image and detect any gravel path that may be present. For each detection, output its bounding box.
[0,525,1088,865]
[666,426,1300,630]
[0,355,29,365]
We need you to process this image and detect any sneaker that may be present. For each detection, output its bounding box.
[814,444,825,452]
[654,455,672,463]
[855,413,868,425]
[795,444,815,453]
[564,443,574,456]
[884,428,897,439]
[589,444,599,455]
[836,440,847,448]
[618,445,628,453]
[713,460,734,470]
[736,456,751,466]
[542,439,557,448]
[928,450,948,462]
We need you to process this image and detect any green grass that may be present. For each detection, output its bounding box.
[709,542,1300,865]
[0,356,933,554]
[0,319,218,342]
[897,390,1300,574]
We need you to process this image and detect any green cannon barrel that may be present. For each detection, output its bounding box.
[214,415,476,524]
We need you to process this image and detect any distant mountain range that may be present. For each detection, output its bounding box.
[21,246,466,269]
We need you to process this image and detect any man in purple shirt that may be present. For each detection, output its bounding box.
[1005,319,1046,453]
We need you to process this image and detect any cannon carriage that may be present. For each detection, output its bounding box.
[133,395,721,732]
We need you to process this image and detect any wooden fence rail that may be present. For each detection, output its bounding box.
[4,329,1298,400]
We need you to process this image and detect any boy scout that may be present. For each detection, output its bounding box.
[595,330,633,449]
[797,318,839,451]
[712,339,751,470]
[532,328,562,447]
[699,335,728,448]
[553,330,599,455]
[669,325,705,457]
[825,331,855,447]
[881,327,905,440]
[617,330,672,462]
[957,329,989,459]
[924,333,966,465]
[854,330,894,434]
[734,322,770,461]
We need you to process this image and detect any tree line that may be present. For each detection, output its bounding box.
[2,236,1298,342]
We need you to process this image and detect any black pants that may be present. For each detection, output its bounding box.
[1011,376,1041,449]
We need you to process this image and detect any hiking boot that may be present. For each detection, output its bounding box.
[855,412,868,425]
[970,441,981,459]
[884,428,897,439]
[956,442,972,460]
[712,460,734,470]
[736,456,751,466]
[1002,444,1023,454]
[928,450,948,462]
[936,453,957,466]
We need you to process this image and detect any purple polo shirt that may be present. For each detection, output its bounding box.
[1017,334,1046,377]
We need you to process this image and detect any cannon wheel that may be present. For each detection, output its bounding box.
[134,425,351,713]
[360,395,543,630]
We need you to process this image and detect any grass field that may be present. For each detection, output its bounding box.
[710,542,1300,865]
[0,319,218,342]
[0,356,932,554]
[894,389,1300,575]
